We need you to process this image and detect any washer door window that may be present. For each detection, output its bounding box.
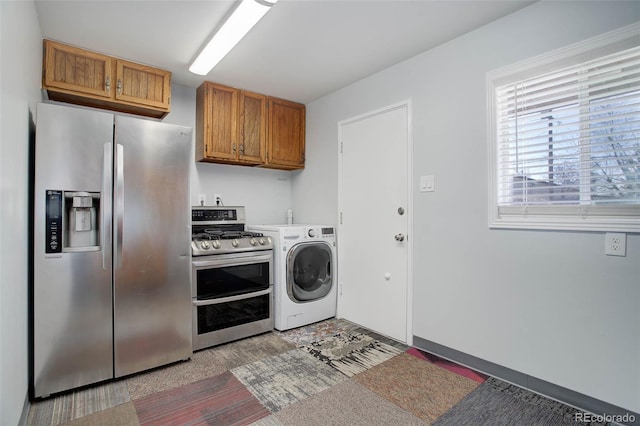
[287,242,333,303]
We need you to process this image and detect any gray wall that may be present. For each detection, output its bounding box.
[0,1,43,424]
[293,1,640,413]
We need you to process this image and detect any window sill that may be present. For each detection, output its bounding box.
[489,215,640,233]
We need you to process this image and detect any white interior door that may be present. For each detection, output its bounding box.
[338,102,411,343]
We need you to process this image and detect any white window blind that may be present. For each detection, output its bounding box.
[491,41,640,231]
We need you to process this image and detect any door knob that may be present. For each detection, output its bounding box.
[394,233,405,242]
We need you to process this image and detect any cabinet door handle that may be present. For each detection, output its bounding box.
[105,76,111,94]
[232,144,237,152]
[240,145,245,154]
[117,79,122,96]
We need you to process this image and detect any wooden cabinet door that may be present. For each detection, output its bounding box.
[43,39,113,99]
[198,82,238,161]
[238,91,266,164]
[115,60,171,110]
[267,97,305,169]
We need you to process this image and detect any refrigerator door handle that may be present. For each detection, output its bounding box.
[115,143,124,269]
[102,143,113,270]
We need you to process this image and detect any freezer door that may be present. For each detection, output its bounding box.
[113,116,192,377]
[33,103,114,398]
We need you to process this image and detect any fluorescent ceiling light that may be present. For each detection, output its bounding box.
[189,0,278,75]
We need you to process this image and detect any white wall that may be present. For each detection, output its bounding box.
[293,1,640,413]
[165,83,293,225]
[0,1,43,424]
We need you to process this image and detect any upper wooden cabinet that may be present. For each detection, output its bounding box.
[196,82,239,163]
[196,82,304,170]
[43,39,171,119]
[115,60,171,111]
[266,97,305,169]
[196,82,267,166]
[238,90,267,164]
[43,40,113,99]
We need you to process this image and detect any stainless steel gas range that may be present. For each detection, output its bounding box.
[191,206,274,351]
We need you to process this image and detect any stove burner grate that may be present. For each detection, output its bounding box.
[192,230,264,241]
[192,233,217,241]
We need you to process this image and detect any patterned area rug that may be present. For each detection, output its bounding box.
[433,377,606,426]
[302,332,403,377]
[274,318,360,347]
[232,349,346,412]
[127,331,295,400]
[27,381,130,426]
[406,347,488,383]
[133,371,269,425]
[60,402,139,426]
[353,353,479,423]
[273,380,425,426]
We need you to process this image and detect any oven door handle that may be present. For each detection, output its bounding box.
[192,253,273,268]
[193,288,272,306]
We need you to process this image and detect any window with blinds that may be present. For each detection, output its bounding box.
[488,24,640,231]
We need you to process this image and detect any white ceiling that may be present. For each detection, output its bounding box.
[34,0,535,104]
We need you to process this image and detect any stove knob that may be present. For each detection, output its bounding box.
[308,229,316,238]
[232,239,239,248]
[200,241,210,250]
[212,240,221,249]
[250,238,258,246]
[260,237,271,245]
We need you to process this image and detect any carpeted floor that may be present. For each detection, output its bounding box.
[432,377,606,426]
[353,353,480,423]
[26,318,602,426]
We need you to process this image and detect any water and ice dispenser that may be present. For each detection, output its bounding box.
[45,190,100,253]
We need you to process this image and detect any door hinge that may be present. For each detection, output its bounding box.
[340,141,343,154]
[340,212,343,224]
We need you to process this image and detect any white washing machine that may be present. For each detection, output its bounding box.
[246,224,337,331]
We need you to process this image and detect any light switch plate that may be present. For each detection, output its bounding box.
[420,175,435,192]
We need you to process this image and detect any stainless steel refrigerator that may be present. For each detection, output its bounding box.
[32,102,192,398]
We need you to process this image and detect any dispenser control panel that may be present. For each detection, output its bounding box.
[45,190,63,253]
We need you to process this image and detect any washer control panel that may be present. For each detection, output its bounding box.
[307,226,334,240]
[320,227,334,236]
[249,225,336,243]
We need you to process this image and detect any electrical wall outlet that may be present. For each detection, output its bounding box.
[605,233,626,256]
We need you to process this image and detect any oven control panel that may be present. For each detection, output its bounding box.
[192,206,245,224]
